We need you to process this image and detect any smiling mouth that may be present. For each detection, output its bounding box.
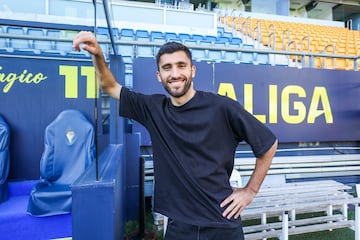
[168,79,184,86]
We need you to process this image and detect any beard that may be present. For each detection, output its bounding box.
[162,77,192,98]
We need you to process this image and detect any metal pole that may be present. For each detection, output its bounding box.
[92,0,99,181]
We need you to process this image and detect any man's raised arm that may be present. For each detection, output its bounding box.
[73,31,122,100]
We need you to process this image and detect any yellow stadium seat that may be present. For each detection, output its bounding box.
[221,14,358,70]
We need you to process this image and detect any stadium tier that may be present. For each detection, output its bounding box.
[221,15,360,70]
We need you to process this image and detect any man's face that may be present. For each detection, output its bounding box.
[157,51,196,98]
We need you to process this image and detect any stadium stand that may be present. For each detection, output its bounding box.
[0,16,357,69]
[222,16,360,70]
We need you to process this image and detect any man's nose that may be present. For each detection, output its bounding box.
[170,68,180,78]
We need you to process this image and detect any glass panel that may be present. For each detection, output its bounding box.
[0,0,45,14]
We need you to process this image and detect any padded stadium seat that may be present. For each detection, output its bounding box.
[28,27,54,53]
[164,32,178,42]
[150,31,164,41]
[54,40,89,58]
[204,35,217,43]
[136,45,154,58]
[222,50,240,64]
[6,26,25,35]
[27,27,45,37]
[191,34,204,43]
[0,115,10,204]
[54,40,72,52]
[178,33,191,43]
[217,36,230,45]
[135,30,153,57]
[27,109,95,217]
[217,26,225,36]
[255,52,270,65]
[117,44,134,58]
[135,29,150,40]
[46,29,62,38]
[119,28,134,40]
[208,42,226,62]
[118,28,135,57]
[230,37,243,45]
[239,44,255,64]
[7,26,38,54]
[151,31,166,55]
[96,32,110,57]
[97,26,119,39]
[222,31,233,41]
[0,26,10,52]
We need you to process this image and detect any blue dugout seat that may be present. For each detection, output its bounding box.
[27,109,95,217]
[0,115,10,204]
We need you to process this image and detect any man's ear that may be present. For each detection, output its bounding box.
[192,65,196,78]
[156,72,161,82]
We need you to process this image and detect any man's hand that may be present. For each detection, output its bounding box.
[220,187,256,219]
[221,140,277,220]
[72,31,121,100]
[73,31,103,56]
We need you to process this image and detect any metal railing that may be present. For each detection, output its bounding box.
[0,32,359,70]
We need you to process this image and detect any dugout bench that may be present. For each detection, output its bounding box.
[241,180,360,240]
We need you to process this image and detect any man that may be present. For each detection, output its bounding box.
[73,31,278,240]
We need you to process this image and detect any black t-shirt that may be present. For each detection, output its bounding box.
[120,87,277,228]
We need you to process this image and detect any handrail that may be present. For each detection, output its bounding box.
[282,29,290,51]
[239,16,251,44]
[323,43,336,69]
[248,16,252,36]
[286,41,296,51]
[287,40,298,67]
[300,35,311,67]
[244,16,251,43]
[267,23,275,49]
[231,17,237,30]
[253,20,262,48]
[268,23,275,36]
[0,33,358,71]
[268,32,276,50]
[300,35,311,52]
[235,13,242,33]
[241,19,247,43]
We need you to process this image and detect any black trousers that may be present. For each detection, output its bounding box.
[164,218,244,240]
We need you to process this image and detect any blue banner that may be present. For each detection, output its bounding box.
[132,58,360,145]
